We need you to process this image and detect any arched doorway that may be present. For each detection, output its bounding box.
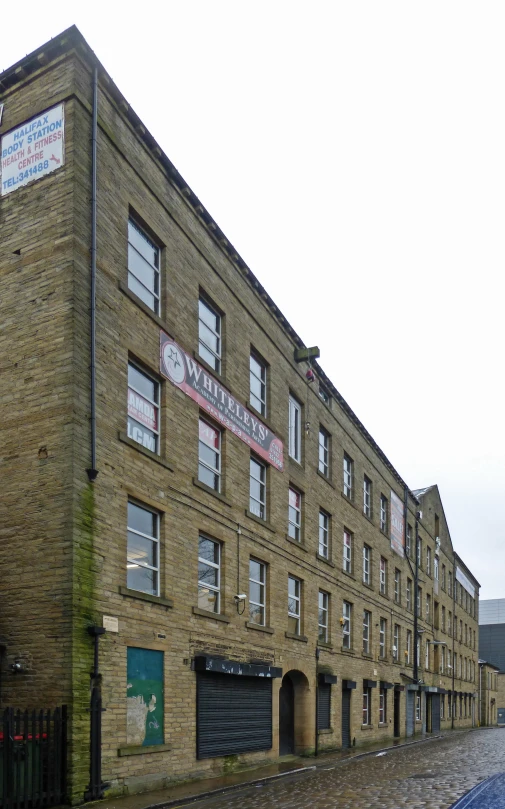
[279,670,311,755]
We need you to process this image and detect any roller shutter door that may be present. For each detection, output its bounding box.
[318,683,331,730]
[341,690,351,747]
[431,694,441,733]
[197,672,272,759]
[406,692,415,737]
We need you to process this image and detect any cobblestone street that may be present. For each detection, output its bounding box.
[181,729,505,809]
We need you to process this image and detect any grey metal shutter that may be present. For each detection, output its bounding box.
[406,692,415,737]
[341,689,351,747]
[432,694,441,733]
[197,672,272,759]
[318,683,331,730]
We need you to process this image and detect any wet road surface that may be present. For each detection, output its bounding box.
[181,729,505,809]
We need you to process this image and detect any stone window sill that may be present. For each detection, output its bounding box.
[361,724,374,731]
[285,631,308,643]
[245,509,276,533]
[286,535,307,551]
[342,570,356,580]
[193,477,232,506]
[317,641,333,650]
[341,491,356,508]
[362,652,373,659]
[119,280,174,335]
[119,586,173,609]
[192,606,230,623]
[316,553,335,567]
[378,723,388,728]
[246,621,274,634]
[118,432,174,471]
[318,727,334,735]
[341,646,355,655]
[118,743,172,756]
[317,469,335,489]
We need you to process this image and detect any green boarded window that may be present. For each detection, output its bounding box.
[127,647,164,746]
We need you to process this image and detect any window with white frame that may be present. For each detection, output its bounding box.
[249,456,266,519]
[319,383,331,405]
[434,557,439,582]
[363,685,371,725]
[343,529,352,574]
[318,426,330,477]
[363,545,371,585]
[318,590,329,643]
[343,453,353,498]
[416,693,421,721]
[417,585,421,617]
[249,352,267,416]
[379,687,387,723]
[198,418,221,491]
[448,610,452,637]
[318,509,330,559]
[288,394,302,462]
[127,362,160,454]
[440,645,445,674]
[288,487,302,541]
[363,476,372,517]
[379,618,386,658]
[198,535,221,613]
[288,576,301,635]
[406,524,412,558]
[407,578,412,611]
[406,630,412,664]
[442,605,446,632]
[426,593,431,622]
[249,558,266,626]
[393,624,400,662]
[394,569,401,603]
[426,546,432,576]
[425,640,430,670]
[380,557,387,595]
[198,297,221,373]
[417,636,421,669]
[380,495,388,532]
[127,500,159,595]
[448,571,453,597]
[128,219,160,313]
[442,564,446,590]
[342,601,352,649]
[363,610,371,654]
[417,538,422,569]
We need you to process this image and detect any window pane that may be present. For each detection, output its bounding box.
[128,221,158,266]
[128,245,156,292]
[198,562,218,588]
[199,321,219,355]
[250,559,262,581]
[199,538,219,564]
[199,299,220,332]
[128,364,157,402]
[127,530,156,568]
[249,581,263,604]
[128,273,155,310]
[128,502,156,537]
[127,565,156,595]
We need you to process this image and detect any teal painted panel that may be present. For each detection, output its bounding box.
[127,647,164,746]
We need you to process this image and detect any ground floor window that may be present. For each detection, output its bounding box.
[379,688,387,723]
[363,686,371,725]
[416,693,421,721]
[126,647,164,746]
[441,695,445,719]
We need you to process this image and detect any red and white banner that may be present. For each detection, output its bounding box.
[128,388,158,432]
[160,332,284,471]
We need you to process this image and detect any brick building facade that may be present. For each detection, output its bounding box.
[0,27,480,803]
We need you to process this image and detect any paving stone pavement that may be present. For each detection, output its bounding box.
[180,729,505,809]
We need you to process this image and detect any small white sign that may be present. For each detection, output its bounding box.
[1,103,64,196]
[103,615,119,633]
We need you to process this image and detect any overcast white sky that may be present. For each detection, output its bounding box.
[2,2,504,599]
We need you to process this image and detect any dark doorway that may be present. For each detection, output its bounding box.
[279,674,295,755]
[406,691,414,736]
[394,689,401,737]
[341,689,351,748]
[426,694,432,732]
[431,694,440,734]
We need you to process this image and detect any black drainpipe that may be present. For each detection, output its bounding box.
[86,65,99,484]
[314,647,319,757]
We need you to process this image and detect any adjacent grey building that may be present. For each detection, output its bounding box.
[479,598,505,672]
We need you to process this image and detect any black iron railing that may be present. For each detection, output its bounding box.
[0,706,67,809]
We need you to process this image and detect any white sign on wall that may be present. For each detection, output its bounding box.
[1,104,65,196]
